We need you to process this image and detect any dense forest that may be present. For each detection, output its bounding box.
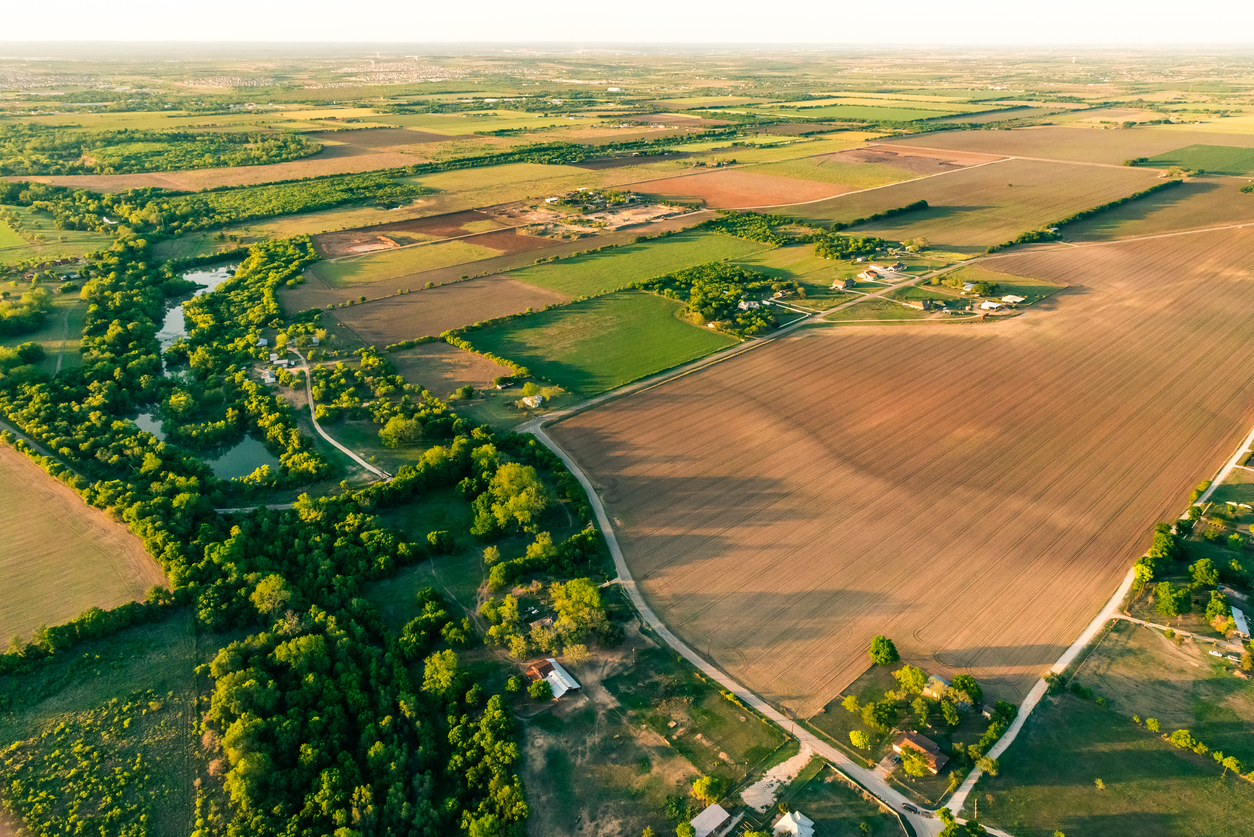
[0,212,613,835]
[0,125,322,176]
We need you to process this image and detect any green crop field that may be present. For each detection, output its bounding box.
[972,691,1254,837]
[310,239,506,287]
[1148,144,1254,176]
[510,230,770,298]
[464,291,738,396]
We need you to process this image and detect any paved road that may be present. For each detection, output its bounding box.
[290,347,391,481]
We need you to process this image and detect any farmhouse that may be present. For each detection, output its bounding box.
[522,394,546,409]
[922,674,950,701]
[528,615,554,630]
[526,658,581,698]
[892,732,948,774]
[690,803,730,837]
[738,299,761,311]
[773,810,815,837]
[1233,606,1250,639]
[858,270,881,281]
[832,277,856,289]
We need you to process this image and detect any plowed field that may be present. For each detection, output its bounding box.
[636,169,853,209]
[550,226,1254,717]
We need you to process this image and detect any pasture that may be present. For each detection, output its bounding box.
[791,157,1161,252]
[0,295,88,374]
[0,445,167,645]
[463,291,738,396]
[743,157,914,191]
[972,690,1254,836]
[388,341,515,396]
[550,225,1254,717]
[509,230,770,297]
[309,236,531,288]
[0,206,113,264]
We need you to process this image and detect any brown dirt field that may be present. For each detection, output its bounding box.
[820,145,1004,175]
[792,157,1161,252]
[330,277,568,345]
[305,127,465,149]
[549,225,1254,718]
[281,210,714,312]
[390,342,516,396]
[0,445,168,644]
[313,209,513,257]
[635,169,853,209]
[1063,176,1254,241]
[879,125,1254,166]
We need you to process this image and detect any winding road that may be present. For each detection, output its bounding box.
[290,347,391,481]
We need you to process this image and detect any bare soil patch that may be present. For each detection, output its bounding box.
[551,225,1254,718]
[636,168,853,209]
[330,277,568,344]
[313,210,513,257]
[389,342,515,395]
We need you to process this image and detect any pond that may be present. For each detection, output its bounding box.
[138,263,282,481]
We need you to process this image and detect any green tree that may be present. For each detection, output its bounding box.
[528,678,553,700]
[1146,718,1160,732]
[869,635,899,666]
[691,775,724,805]
[1191,558,1219,587]
[894,664,928,694]
[249,574,292,619]
[378,415,422,448]
[489,463,553,531]
[976,755,999,776]
[677,825,696,837]
[950,673,983,705]
[1206,590,1230,622]
[842,694,861,713]
[863,698,898,732]
[422,649,460,699]
[1155,581,1189,618]
[900,747,930,777]
[850,730,871,750]
[942,701,961,728]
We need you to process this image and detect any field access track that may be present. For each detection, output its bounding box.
[550,225,1254,718]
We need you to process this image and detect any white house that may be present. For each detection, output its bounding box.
[738,299,761,311]
[527,658,581,698]
[690,804,730,837]
[774,810,815,837]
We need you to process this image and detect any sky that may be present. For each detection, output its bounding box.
[5,0,1254,45]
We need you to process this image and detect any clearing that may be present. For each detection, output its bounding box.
[0,445,167,647]
[464,291,738,397]
[549,224,1254,718]
[388,341,515,397]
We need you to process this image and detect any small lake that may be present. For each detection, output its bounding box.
[140,264,281,480]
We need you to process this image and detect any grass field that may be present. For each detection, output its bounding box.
[1147,144,1254,176]
[388,341,515,396]
[743,157,914,190]
[823,297,934,322]
[0,218,24,249]
[0,611,223,837]
[932,265,1067,304]
[791,157,1161,252]
[309,239,508,288]
[0,207,113,265]
[550,224,1254,717]
[0,294,88,374]
[510,230,770,297]
[1064,178,1254,241]
[464,291,738,396]
[0,445,167,645]
[971,690,1254,836]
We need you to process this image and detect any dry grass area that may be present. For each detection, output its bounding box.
[313,209,512,257]
[550,225,1254,718]
[879,126,1254,166]
[389,342,515,395]
[0,446,166,644]
[635,168,854,209]
[791,157,1160,252]
[1064,177,1254,241]
[330,277,567,345]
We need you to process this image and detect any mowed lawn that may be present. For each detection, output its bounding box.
[508,230,770,297]
[972,692,1254,836]
[465,291,738,396]
[1148,144,1254,176]
[0,446,167,644]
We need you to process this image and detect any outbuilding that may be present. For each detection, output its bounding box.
[1233,606,1250,639]
[980,301,1003,311]
[690,804,730,837]
[522,394,546,409]
[922,674,950,701]
[526,658,581,698]
[773,810,815,837]
[1001,294,1026,305]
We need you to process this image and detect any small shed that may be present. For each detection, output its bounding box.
[256,337,269,347]
[922,674,950,701]
[526,657,580,698]
[269,352,279,362]
[893,731,949,774]
[261,370,276,384]
[310,335,320,346]
[1233,606,1250,638]
[773,810,815,837]
[690,804,730,837]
